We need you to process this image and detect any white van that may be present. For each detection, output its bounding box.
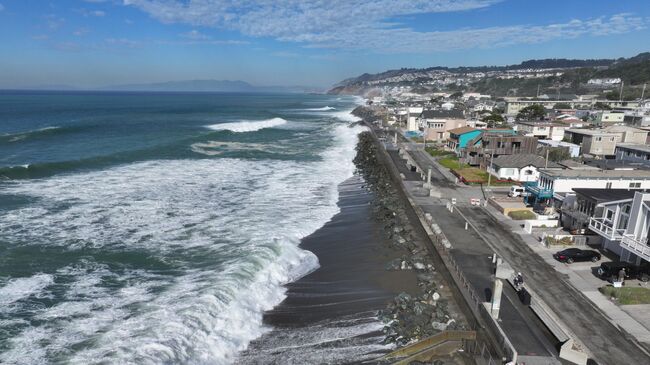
[508,185,529,197]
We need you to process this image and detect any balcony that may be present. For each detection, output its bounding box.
[621,235,650,262]
[588,217,626,240]
[525,183,553,199]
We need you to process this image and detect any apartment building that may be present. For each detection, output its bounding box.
[589,191,650,264]
[516,121,565,141]
[418,109,466,141]
[564,129,618,156]
[463,133,538,166]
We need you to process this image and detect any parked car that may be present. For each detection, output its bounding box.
[553,248,601,264]
[508,185,530,198]
[597,261,650,282]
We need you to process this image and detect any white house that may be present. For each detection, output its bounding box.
[538,169,650,195]
[516,122,566,141]
[589,191,650,264]
[487,154,561,182]
[537,139,582,158]
[405,106,424,131]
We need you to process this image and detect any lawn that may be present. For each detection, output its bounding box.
[425,146,455,158]
[599,286,650,305]
[438,156,463,169]
[508,210,537,220]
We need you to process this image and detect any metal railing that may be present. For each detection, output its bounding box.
[588,217,625,240]
[621,234,650,261]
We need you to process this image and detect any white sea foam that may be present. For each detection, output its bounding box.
[0,273,54,307]
[0,123,369,364]
[206,117,288,133]
[331,109,361,122]
[304,106,335,111]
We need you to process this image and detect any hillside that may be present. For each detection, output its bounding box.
[329,53,650,98]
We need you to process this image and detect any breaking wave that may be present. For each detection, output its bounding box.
[0,124,368,364]
[206,118,288,133]
[0,126,62,143]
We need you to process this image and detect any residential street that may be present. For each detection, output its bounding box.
[381,128,650,364]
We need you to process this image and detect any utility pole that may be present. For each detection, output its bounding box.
[619,81,625,101]
[487,152,493,189]
[642,83,647,101]
[545,148,549,169]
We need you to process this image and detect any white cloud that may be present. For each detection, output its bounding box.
[0,4,4,12]
[73,27,90,36]
[123,0,649,53]
[180,29,210,40]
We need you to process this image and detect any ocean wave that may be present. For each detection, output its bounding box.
[0,124,368,364]
[0,274,54,307]
[206,117,288,133]
[304,106,335,111]
[0,126,61,143]
[190,141,291,156]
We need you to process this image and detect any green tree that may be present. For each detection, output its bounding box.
[553,102,571,109]
[449,91,464,99]
[542,147,571,162]
[593,102,611,110]
[516,104,546,120]
[481,113,506,128]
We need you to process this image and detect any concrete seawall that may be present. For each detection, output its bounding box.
[358,120,512,363]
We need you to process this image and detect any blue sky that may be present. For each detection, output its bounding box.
[1,0,650,89]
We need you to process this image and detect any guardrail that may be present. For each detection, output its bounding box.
[588,217,624,240]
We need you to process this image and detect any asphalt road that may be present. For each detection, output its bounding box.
[456,206,650,364]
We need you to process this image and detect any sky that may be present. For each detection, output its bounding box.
[1,0,650,89]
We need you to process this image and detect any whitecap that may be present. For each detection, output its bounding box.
[206,117,287,133]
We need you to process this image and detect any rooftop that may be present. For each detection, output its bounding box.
[616,143,650,153]
[448,126,477,135]
[540,168,650,179]
[421,109,464,119]
[491,154,561,169]
[572,188,643,203]
[565,128,618,136]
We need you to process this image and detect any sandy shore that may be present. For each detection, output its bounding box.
[238,174,419,364]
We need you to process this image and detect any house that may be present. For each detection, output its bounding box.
[400,107,424,131]
[537,139,581,158]
[505,99,640,116]
[448,128,516,152]
[530,169,650,199]
[463,133,538,166]
[591,111,625,127]
[603,125,649,144]
[564,129,618,156]
[487,154,561,182]
[516,121,566,141]
[447,127,481,151]
[588,191,650,264]
[561,188,639,233]
[418,109,466,142]
[615,144,650,167]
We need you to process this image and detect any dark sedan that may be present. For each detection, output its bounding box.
[553,248,601,264]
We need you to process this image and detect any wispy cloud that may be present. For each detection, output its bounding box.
[0,4,5,12]
[44,14,65,31]
[75,8,107,17]
[180,30,210,40]
[73,27,91,36]
[124,0,649,53]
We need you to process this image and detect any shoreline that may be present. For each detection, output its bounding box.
[239,121,469,363]
[238,174,420,364]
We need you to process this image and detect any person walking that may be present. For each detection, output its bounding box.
[618,268,626,285]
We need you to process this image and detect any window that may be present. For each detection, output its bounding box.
[629,182,641,188]
[524,169,534,175]
[606,209,614,220]
[606,182,612,189]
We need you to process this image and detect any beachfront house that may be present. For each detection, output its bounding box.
[487,154,560,182]
[589,191,650,265]
[417,109,466,142]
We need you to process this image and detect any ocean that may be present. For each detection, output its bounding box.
[0,91,374,364]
